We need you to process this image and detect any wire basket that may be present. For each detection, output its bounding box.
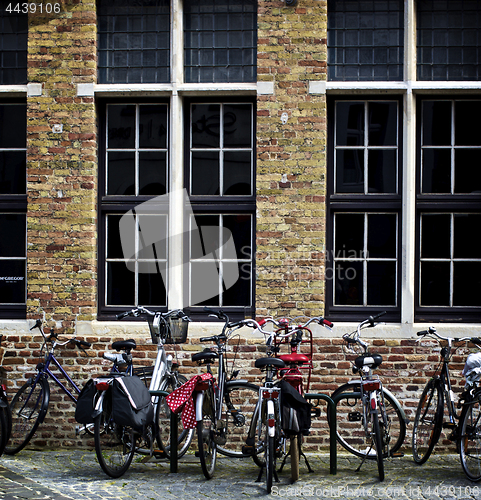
[148,314,189,344]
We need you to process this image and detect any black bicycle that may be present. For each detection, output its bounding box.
[412,327,481,481]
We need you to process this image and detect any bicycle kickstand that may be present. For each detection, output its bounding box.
[256,466,280,484]
[355,443,374,473]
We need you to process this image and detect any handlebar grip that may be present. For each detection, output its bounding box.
[372,311,387,321]
[30,319,42,331]
[471,337,481,346]
[417,330,428,336]
[258,319,267,327]
[200,336,218,342]
[417,326,436,336]
[116,311,130,320]
[322,319,334,328]
[77,340,91,348]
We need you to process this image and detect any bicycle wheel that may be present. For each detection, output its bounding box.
[94,392,135,478]
[156,373,194,458]
[459,390,481,482]
[290,434,300,483]
[197,385,217,479]
[0,406,8,456]
[331,383,406,459]
[372,409,385,482]
[4,377,49,455]
[266,433,275,493]
[217,381,259,457]
[412,379,444,464]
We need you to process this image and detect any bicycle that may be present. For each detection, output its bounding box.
[412,327,481,478]
[4,320,92,455]
[330,313,408,482]
[188,308,260,479]
[0,334,11,457]
[243,316,333,492]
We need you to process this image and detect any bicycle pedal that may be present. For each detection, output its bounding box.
[443,422,456,429]
[153,449,167,459]
[390,452,404,458]
[311,407,321,417]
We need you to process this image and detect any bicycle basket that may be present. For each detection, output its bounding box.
[148,314,189,344]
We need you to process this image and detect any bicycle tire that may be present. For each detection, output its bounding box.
[156,373,194,459]
[372,409,385,481]
[4,377,49,455]
[197,385,217,479]
[459,389,481,482]
[0,405,8,456]
[217,381,259,458]
[290,434,300,483]
[266,433,275,493]
[330,382,406,459]
[412,378,444,464]
[94,391,135,478]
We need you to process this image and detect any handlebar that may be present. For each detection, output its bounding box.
[29,319,91,350]
[342,312,387,353]
[116,306,190,322]
[416,326,481,347]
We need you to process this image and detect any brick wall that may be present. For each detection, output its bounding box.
[256,0,327,319]
[26,0,97,333]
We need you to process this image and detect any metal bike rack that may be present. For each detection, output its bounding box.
[305,392,361,475]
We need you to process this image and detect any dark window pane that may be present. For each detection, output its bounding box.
[453,262,481,306]
[223,262,251,306]
[138,264,167,306]
[0,105,26,149]
[107,152,135,195]
[421,214,451,259]
[192,215,221,259]
[224,215,252,259]
[335,102,364,146]
[367,261,396,306]
[108,105,135,149]
[455,101,481,146]
[368,102,398,146]
[107,262,135,305]
[0,151,26,195]
[422,101,452,146]
[106,215,123,259]
[335,214,364,256]
[191,151,220,195]
[334,261,363,305]
[367,214,397,258]
[0,214,25,257]
[223,104,252,148]
[0,13,27,85]
[139,152,167,195]
[191,104,220,148]
[455,149,481,194]
[368,149,397,193]
[137,215,168,261]
[420,261,450,306]
[454,214,481,259]
[224,151,251,195]
[0,260,25,304]
[139,105,168,149]
[336,149,364,193]
[422,149,451,193]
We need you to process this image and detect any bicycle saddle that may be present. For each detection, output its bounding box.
[255,357,286,369]
[354,353,383,369]
[279,353,310,365]
[112,339,137,352]
[192,348,219,364]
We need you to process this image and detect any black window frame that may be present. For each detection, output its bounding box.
[415,95,481,323]
[184,96,256,321]
[326,95,403,323]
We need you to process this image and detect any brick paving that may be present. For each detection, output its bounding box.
[1,450,480,500]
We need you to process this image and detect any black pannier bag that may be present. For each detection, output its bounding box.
[75,379,97,424]
[279,379,311,436]
[112,375,154,430]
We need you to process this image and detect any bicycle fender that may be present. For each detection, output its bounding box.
[267,399,275,438]
[0,398,7,408]
[38,378,50,424]
[195,391,204,422]
[92,389,107,418]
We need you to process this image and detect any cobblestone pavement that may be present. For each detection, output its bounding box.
[1,450,480,500]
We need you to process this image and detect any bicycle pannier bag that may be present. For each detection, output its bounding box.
[75,379,97,424]
[279,379,311,435]
[112,375,154,429]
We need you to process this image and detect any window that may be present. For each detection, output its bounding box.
[0,103,27,318]
[184,0,257,83]
[327,98,402,318]
[327,1,481,323]
[0,10,27,85]
[327,0,404,81]
[97,0,170,84]
[186,100,255,314]
[417,98,481,320]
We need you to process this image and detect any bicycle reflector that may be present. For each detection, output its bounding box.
[95,381,110,391]
[262,389,279,400]
[362,380,381,392]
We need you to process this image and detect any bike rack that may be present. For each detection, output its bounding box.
[305,392,361,475]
